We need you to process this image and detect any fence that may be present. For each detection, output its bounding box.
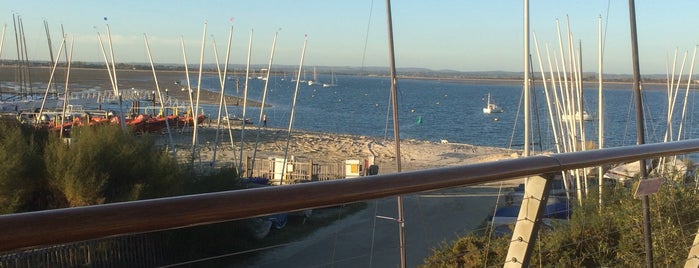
[241,156,368,184]
[0,233,167,267]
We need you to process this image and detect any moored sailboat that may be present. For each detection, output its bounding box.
[561,110,593,122]
[482,93,504,114]
[307,66,319,86]
[322,71,337,87]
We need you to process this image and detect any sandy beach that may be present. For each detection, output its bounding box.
[163,124,520,175]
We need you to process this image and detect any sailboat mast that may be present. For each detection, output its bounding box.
[96,32,115,95]
[281,35,307,185]
[385,0,405,267]
[38,38,65,121]
[313,66,317,81]
[12,14,24,99]
[663,50,685,144]
[44,20,55,72]
[677,46,697,142]
[60,38,74,138]
[532,33,562,155]
[536,36,572,201]
[192,22,207,169]
[238,29,253,171]
[0,24,5,60]
[523,0,530,157]
[549,48,571,154]
[251,31,279,172]
[576,42,588,197]
[179,36,195,126]
[627,0,653,266]
[43,20,57,96]
[597,15,604,209]
[144,34,175,157]
[105,23,119,97]
[97,31,126,129]
[555,20,574,152]
[19,17,32,97]
[0,24,5,97]
[211,26,235,167]
[668,49,677,102]
[104,23,127,128]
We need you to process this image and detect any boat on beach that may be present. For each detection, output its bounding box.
[10,105,206,136]
[222,114,253,125]
[123,114,180,133]
[175,113,206,128]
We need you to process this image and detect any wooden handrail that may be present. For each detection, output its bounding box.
[1,139,699,252]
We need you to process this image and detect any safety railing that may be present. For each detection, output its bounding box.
[1,139,699,253]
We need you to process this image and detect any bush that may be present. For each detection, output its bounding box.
[422,183,699,267]
[0,125,56,213]
[43,125,188,206]
[0,122,244,211]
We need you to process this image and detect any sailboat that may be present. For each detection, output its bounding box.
[482,93,504,114]
[307,66,319,86]
[561,111,593,122]
[322,72,337,87]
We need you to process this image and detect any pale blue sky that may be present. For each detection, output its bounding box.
[1,0,698,74]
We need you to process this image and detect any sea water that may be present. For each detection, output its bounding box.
[195,74,699,154]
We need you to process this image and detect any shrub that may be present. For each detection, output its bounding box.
[0,125,67,213]
[43,125,185,206]
[423,183,699,266]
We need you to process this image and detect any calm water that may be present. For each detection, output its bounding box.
[194,74,699,153]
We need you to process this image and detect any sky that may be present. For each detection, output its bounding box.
[1,0,698,75]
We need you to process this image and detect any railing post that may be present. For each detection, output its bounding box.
[309,159,314,181]
[685,231,699,267]
[504,174,554,267]
[246,156,252,178]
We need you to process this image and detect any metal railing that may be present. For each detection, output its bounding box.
[1,139,699,253]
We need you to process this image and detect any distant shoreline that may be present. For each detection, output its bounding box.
[0,66,264,107]
[393,75,670,90]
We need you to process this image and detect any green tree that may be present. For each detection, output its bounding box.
[0,124,68,213]
[0,125,47,213]
[44,125,185,207]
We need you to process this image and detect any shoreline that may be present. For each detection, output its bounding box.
[395,74,669,90]
[0,66,264,108]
